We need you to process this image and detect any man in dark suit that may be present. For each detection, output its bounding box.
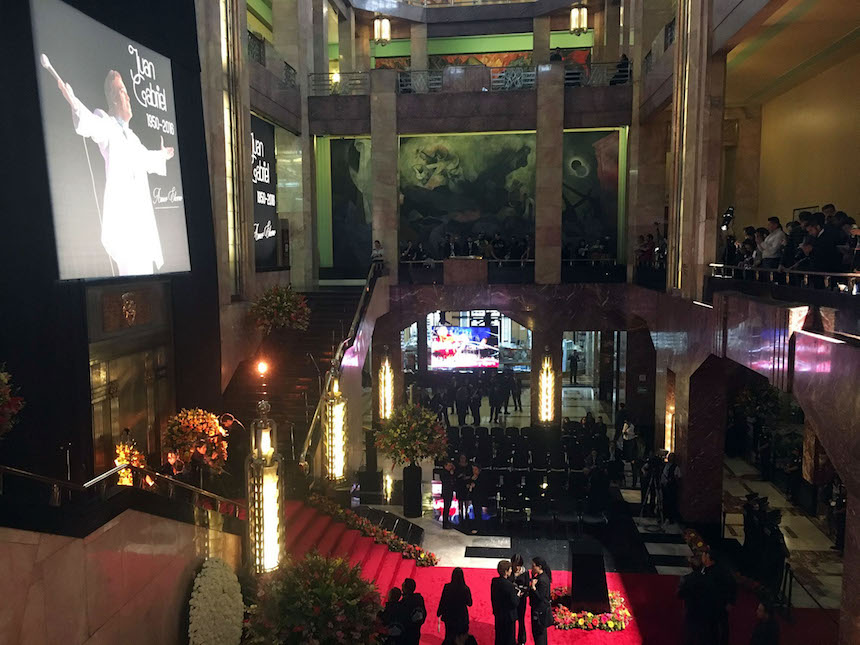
[440,460,456,529]
[806,212,843,273]
[491,560,520,645]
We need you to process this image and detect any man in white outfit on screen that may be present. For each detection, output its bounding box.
[55,70,174,276]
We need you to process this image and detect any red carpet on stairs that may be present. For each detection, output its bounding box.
[281,503,838,644]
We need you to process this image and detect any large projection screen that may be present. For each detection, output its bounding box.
[31,0,191,280]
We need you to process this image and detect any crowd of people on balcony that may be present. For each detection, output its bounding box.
[634,223,669,270]
[399,233,535,264]
[725,206,858,283]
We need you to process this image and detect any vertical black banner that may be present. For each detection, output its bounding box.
[251,115,278,270]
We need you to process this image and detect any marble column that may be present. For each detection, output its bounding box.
[355,21,372,72]
[840,493,860,644]
[338,8,356,73]
[667,0,725,300]
[532,16,551,65]
[593,1,621,63]
[417,315,428,371]
[410,23,428,71]
[625,329,657,442]
[312,0,329,75]
[274,0,318,289]
[370,70,400,283]
[626,0,670,279]
[534,63,564,284]
[722,106,761,229]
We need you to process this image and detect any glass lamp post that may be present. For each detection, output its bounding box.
[324,370,347,481]
[538,346,555,424]
[378,348,394,422]
[247,400,285,573]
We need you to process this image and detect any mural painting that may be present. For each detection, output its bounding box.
[398,134,536,258]
[561,131,620,259]
[330,138,373,276]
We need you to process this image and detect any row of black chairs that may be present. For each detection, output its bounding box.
[353,505,425,545]
[441,426,615,473]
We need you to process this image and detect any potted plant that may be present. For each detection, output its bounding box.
[0,365,25,441]
[375,405,448,517]
[245,552,384,644]
[249,285,311,335]
[164,408,229,477]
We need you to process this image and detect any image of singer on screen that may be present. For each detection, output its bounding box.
[52,66,174,276]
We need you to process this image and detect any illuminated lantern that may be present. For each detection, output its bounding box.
[325,371,347,481]
[379,351,394,422]
[538,347,555,424]
[569,4,588,36]
[247,400,284,573]
[373,16,391,46]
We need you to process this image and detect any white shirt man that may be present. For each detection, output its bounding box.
[61,71,174,276]
[759,218,787,268]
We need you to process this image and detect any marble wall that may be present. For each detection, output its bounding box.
[0,510,242,645]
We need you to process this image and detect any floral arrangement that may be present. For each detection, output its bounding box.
[731,382,783,428]
[683,528,709,555]
[0,366,25,439]
[249,285,311,335]
[550,587,631,632]
[115,434,146,486]
[245,552,384,645]
[188,558,244,645]
[308,494,439,566]
[375,404,448,467]
[164,408,228,474]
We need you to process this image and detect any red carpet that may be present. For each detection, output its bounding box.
[284,503,839,644]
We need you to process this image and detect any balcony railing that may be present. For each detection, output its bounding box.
[490,66,537,90]
[709,263,860,295]
[309,72,370,96]
[564,61,632,87]
[248,31,298,89]
[397,70,444,93]
[400,0,536,6]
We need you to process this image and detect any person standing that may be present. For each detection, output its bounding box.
[455,381,471,427]
[613,403,628,444]
[381,588,406,645]
[465,464,487,535]
[678,555,717,645]
[702,550,737,645]
[455,455,473,529]
[510,554,530,645]
[660,452,681,525]
[437,568,472,643]
[759,217,787,270]
[491,560,520,645]
[749,601,780,645]
[441,460,456,530]
[469,384,482,426]
[400,578,426,645]
[511,374,523,412]
[528,557,553,645]
[568,350,580,385]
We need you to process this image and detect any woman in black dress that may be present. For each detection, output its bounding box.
[511,554,530,645]
[437,567,473,642]
[529,557,552,645]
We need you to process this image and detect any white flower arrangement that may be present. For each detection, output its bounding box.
[188,558,244,645]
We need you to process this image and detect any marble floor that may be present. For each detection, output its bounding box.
[722,458,842,609]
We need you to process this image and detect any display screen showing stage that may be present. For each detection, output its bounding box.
[31,0,191,280]
[429,326,499,370]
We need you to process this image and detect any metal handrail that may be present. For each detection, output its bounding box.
[0,464,86,491]
[82,462,131,488]
[709,263,859,292]
[0,463,246,517]
[300,264,382,467]
[309,72,370,96]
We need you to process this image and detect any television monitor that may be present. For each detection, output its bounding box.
[429,326,499,370]
[31,0,191,280]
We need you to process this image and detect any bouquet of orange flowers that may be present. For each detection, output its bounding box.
[165,408,229,474]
